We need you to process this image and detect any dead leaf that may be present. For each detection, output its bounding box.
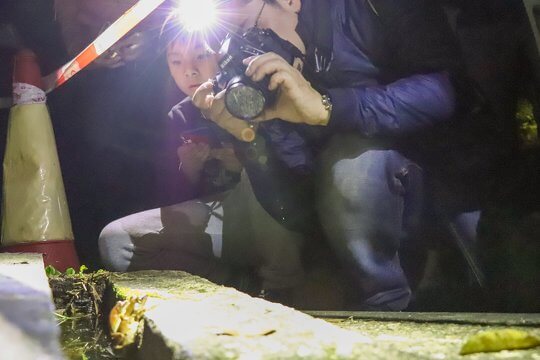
[460,329,540,355]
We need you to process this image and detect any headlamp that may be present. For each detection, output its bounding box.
[172,0,218,32]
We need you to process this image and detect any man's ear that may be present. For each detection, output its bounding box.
[278,0,301,13]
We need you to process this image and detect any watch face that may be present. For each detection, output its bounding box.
[225,83,265,120]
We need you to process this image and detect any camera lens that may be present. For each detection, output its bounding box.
[225,82,266,120]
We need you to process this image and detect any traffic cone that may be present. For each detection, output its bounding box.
[1,49,80,271]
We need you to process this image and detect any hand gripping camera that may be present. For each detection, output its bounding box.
[213,27,304,120]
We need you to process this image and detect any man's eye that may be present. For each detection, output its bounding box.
[197,53,210,60]
[171,60,182,66]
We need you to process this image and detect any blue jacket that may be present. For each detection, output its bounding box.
[267,0,465,168]
[245,0,469,227]
[317,0,456,137]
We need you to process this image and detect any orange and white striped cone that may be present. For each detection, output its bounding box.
[1,49,79,272]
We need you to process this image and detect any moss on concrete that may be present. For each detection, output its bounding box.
[108,271,540,360]
[110,271,222,301]
[334,318,540,359]
[108,271,383,359]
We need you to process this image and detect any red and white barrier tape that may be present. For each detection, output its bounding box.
[0,0,164,110]
[42,0,165,93]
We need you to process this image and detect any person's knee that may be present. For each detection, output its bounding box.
[161,200,212,230]
[98,220,133,272]
[324,150,392,204]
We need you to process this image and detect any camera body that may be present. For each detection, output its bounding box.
[213,28,302,120]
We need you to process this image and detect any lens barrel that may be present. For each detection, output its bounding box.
[224,80,266,120]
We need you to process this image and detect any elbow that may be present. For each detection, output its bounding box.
[429,72,456,121]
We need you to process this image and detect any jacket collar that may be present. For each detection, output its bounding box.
[297,0,333,73]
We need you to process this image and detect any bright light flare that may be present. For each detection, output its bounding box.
[174,0,218,32]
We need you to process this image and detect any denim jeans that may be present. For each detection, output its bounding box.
[317,134,423,310]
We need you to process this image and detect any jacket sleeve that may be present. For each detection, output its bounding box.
[327,0,463,136]
[327,71,456,136]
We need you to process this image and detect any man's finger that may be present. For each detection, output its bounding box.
[192,81,215,110]
[252,112,273,123]
[268,71,291,91]
[250,57,292,82]
[193,83,255,142]
[245,52,282,77]
[216,115,256,142]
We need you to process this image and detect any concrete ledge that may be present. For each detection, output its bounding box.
[0,253,64,360]
[110,271,540,360]
[109,271,388,359]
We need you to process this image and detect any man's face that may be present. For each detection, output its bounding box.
[167,40,218,97]
[221,0,267,32]
[220,0,304,53]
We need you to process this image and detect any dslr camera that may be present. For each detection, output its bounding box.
[213,27,303,120]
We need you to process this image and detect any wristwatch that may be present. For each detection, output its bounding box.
[321,94,333,112]
[321,94,333,124]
